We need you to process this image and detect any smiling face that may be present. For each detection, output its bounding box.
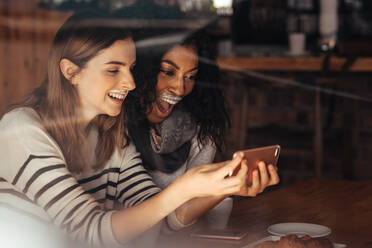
[147,45,198,124]
[71,38,136,121]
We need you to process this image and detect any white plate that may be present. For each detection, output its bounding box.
[267,222,331,238]
[241,235,280,248]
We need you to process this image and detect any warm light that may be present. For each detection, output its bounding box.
[213,0,233,8]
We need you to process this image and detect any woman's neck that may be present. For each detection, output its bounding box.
[77,107,96,129]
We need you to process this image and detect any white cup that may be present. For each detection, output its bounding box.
[205,197,234,229]
[288,33,306,55]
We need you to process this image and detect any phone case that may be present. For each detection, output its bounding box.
[236,145,281,181]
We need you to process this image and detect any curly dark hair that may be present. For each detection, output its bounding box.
[126,29,230,151]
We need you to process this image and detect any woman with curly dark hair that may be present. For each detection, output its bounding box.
[128,30,229,180]
[126,29,280,225]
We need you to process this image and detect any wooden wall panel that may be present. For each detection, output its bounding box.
[0,0,71,113]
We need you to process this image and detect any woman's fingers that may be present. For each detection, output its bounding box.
[219,160,247,192]
[258,161,269,188]
[268,164,280,185]
[201,161,226,172]
[206,157,280,197]
[249,170,260,195]
[235,159,248,179]
[217,152,243,178]
[186,156,280,198]
[221,159,282,197]
[230,168,259,197]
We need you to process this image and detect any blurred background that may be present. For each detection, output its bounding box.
[1,0,372,185]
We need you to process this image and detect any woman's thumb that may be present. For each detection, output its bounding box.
[220,152,243,177]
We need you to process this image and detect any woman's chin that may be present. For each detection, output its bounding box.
[105,109,121,117]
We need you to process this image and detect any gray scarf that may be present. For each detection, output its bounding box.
[130,108,197,173]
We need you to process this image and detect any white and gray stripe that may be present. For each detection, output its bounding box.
[0,107,161,247]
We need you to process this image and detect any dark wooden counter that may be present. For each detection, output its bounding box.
[217,57,372,72]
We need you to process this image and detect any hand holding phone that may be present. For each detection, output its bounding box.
[242,144,280,173]
[231,145,280,196]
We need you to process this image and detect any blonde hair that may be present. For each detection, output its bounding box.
[9,11,131,172]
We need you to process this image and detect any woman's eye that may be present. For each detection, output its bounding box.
[185,75,196,81]
[160,69,174,76]
[107,69,119,74]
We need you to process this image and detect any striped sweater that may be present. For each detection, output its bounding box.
[0,108,182,247]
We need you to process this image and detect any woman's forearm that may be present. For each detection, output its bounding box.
[175,195,228,225]
[111,179,191,244]
[111,154,244,244]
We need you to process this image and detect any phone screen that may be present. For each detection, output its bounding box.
[190,229,247,240]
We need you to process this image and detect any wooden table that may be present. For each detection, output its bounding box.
[157,179,372,248]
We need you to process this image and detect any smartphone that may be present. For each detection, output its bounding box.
[190,229,247,240]
[235,145,281,182]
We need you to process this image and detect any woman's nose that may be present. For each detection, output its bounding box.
[169,76,185,96]
[121,73,136,91]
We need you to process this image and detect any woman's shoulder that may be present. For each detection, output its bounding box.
[0,107,53,146]
[1,107,42,129]
[0,107,44,132]
[0,107,66,175]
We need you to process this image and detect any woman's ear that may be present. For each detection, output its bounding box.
[60,58,79,84]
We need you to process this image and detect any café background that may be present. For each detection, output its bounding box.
[1,0,372,185]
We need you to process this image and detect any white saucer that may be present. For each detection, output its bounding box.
[267,222,331,238]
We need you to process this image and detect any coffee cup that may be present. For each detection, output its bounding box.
[288,33,306,55]
[205,197,233,229]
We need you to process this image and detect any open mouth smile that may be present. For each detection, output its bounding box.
[155,93,182,114]
[108,89,128,102]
